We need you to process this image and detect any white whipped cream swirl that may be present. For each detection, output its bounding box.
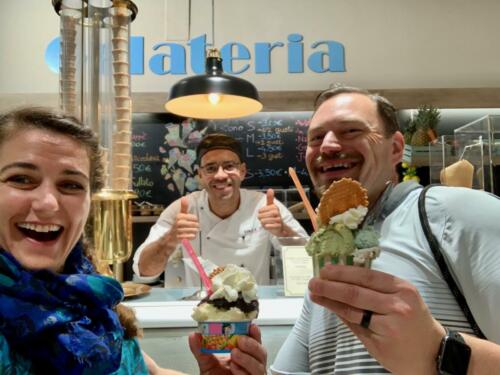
[209,264,257,303]
[328,205,368,229]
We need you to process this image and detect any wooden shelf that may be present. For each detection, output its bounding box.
[403,145,500,167]
[402,145,444,167]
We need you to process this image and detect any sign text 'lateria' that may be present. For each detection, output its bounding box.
[46,33,345,75]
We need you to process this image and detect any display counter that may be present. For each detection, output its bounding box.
[124,286,304,372]
[123,285,304,328]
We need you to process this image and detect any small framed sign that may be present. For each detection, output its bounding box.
[281,245,313,297]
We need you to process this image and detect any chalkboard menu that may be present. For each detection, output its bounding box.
[132,112,312,206]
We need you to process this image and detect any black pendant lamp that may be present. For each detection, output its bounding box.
[165,48,262,119]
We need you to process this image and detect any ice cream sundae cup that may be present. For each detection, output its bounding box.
[191,264,259,354]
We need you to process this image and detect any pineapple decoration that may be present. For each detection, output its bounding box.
[403,117,417,144]
[409,105,441,146]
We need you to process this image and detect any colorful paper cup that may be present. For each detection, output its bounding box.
[198,321,251,354]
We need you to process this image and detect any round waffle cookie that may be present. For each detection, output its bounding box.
[209,266,225,279]
[318,178,369,225]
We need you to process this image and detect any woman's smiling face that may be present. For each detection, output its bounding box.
[0,128,91,273]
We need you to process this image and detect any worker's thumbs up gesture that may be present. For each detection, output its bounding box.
[258,189,288,237]
[171,196,199,243]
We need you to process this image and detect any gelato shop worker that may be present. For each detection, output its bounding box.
[133,133,308,286]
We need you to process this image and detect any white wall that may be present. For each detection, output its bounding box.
[1,0,500,94]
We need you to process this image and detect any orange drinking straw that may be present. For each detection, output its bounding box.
[181,239,213,294]
[288,167,318,231]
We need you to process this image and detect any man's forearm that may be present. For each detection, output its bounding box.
[464,334,500,375]
[138,233,177,276]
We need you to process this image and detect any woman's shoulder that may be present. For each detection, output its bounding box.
[0,335,148,375]
[0,333,32,374]
[113,338,149,375]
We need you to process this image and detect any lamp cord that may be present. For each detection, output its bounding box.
[212,0,215,47]
[188,0,191,40]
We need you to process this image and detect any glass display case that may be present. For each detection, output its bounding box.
[429,115,499,192]
[453,115,500,192]
[428,135,457,185]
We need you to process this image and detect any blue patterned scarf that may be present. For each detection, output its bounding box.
[0,242,125,375]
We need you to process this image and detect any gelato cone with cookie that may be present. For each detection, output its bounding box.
[192,264,259,353]
[306,178,380,275]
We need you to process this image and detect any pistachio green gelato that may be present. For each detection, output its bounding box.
[305,223,355,257]
[307,204,380,268]
[354,226,380,249]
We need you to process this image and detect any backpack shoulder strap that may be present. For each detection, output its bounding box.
[418,184,486,339]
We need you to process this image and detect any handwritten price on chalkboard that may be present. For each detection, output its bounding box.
[245,167,309,180]
[246,168,285,179]
[256,152,283,161]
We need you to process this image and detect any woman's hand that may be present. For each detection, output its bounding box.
[142,351,187,375]
[189,324,267,375]
[308,264,445,375]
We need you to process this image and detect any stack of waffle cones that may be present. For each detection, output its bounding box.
[111,6,132,191]
[59,13,79,117]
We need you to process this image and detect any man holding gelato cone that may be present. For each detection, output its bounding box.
[133,133,307,286]
[262,86,500,374]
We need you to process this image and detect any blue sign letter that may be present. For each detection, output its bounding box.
[189,34,208,74]
[308,40,345,73]
[254,42,284,74]
[149,42,186,75]
[221,43,250,74]
[45,37,60,73]
[287,33,304,73]
[130,36,144,74]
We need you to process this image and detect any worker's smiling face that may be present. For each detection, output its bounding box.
[198,149,246,204]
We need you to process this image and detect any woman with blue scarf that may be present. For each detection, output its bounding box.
[0,108,184,375]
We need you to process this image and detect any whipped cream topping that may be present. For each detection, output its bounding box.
[328,205,368,229]
[209,264,257,303]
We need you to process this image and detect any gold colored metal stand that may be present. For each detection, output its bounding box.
[92,189,137,281]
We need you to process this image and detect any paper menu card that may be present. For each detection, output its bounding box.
[281,245,313,297]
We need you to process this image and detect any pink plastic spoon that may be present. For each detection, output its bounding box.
[181,239,213,294]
